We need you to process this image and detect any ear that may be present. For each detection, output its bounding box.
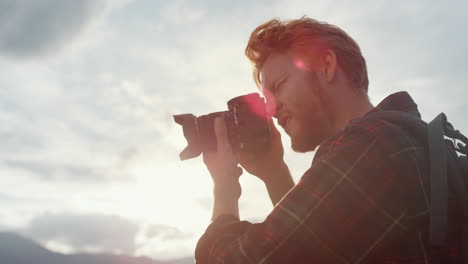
[319,49,337,82]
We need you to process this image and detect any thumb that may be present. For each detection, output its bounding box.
[269,118,281,137]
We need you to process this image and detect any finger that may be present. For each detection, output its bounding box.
[214,117,232,152]
[202,150,211,164]
[266,119,282,145]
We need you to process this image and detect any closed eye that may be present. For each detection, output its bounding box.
[271,76,288,94]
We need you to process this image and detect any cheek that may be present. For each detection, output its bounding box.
[294,96,323,127]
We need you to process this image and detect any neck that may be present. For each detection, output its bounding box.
[333,90,374,132]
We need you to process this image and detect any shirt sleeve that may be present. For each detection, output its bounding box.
[195,118,428,264]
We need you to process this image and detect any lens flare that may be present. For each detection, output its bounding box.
[295,58,307,70]
[242,94,270,120]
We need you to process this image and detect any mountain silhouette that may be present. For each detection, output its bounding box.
[0,232,193,264]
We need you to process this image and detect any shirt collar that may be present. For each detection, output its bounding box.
[367,91,421,118]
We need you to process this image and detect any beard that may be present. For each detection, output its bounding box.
[290,74,336,153]
[290,112,332,153]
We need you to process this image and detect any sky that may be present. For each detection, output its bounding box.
[1,0,467,261]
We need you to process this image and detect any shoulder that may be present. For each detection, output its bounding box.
[315,115,425,163]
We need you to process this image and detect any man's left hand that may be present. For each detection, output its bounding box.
[203,117,243,212]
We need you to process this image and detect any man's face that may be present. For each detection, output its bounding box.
[260,52,334,152]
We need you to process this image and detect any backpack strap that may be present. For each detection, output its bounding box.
[427,113,448,246]
[447,146,468,264]
[366,110,468,262]
[427,114,468,264]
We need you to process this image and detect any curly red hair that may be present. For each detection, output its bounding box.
[245,17,368,94]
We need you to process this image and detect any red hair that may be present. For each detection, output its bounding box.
[245,17,369,94]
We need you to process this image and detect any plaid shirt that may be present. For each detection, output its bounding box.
[195,92,462,264]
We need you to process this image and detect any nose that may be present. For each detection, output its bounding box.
[265,95,277,118]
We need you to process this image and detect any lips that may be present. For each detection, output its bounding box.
[278,116,290,130]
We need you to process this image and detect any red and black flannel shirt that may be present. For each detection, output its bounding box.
[195,92,462,263]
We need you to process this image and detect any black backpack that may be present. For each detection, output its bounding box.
[368,111,468,263]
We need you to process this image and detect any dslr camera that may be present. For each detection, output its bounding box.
[173,93,272,160]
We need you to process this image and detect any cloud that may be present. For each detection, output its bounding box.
[145,224,191,241]
[194,197,211,210]
[0,192,52,205]
[17,211,195,258]
[160,0,206,25]
[135,223,195,261]
[0,0,109,59]
[23,212,140,255]
[3,159,101,181]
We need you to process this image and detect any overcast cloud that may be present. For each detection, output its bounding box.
[23,212,139,254]
[0,0,108,59]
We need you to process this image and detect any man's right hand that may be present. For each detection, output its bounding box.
[237,119,285,183]
[237,119,294,205]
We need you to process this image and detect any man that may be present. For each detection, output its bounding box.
[195,17,461,263]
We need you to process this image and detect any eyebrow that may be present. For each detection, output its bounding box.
[261,69,288,92]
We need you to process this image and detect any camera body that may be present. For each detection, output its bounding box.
[173,93,271,160]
